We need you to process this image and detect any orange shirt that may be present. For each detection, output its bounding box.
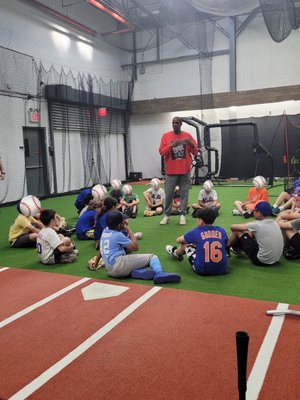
[246,187,269,211]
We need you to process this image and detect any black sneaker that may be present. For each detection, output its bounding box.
[284,249,300,260]
[226,246,231,257]
[243,212,252,219]
[230,246,241,255]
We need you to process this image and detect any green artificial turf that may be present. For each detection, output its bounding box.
[1,182,299,305]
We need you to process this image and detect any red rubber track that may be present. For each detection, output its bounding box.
[0,268,299,400]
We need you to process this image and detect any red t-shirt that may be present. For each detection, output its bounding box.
[159,131,198,175]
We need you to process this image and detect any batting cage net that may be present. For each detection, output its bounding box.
[0,46,132,203]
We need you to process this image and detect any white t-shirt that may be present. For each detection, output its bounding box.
[146,187,165,204]
[36,227,62,264]
[198,189,218,205]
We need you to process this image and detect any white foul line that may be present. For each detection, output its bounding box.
[9,286,162,400]
[0,267,9,272]
[246,302,289,400]
[0,277,91,328]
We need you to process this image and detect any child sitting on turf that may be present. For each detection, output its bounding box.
[191,180,221,217]
[232,176,268,219]
[94,197,118,249]
[272,180,300,216]
[8,205,44,248]
[228,201,283,266]
[36,209,78,264]
[76,199,103,240]
[143,178,165,216]
[277,217,300,259]
[120,184,140,218]
[96,211,180,283]
[166,208,228,276]
[74,188,93,215]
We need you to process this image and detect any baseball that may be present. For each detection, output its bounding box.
[19,195,41,216]
[92,184,107,200]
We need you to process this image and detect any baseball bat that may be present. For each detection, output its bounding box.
[236,331,249,400]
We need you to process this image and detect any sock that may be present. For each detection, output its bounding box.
[149,255,163,273]
[279,206,284,211]
[273,203,278,208]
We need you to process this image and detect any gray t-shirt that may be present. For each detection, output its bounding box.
[247,219,284,264]
[291,218,300,230]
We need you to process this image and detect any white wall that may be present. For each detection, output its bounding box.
[132,13,300,101]
[0,0,130,83]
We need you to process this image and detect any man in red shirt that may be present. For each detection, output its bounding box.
[159,116,198,225]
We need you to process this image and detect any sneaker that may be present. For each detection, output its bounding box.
[185,245,195,258]
[284,248,300,260]
[179,215,186,225]
[153,271,181,284]
[230,246,241,254]
[232,209,242,216]
[72,249,79,256]
[131,268,156,280]
[131,212,137,219]
[166,245,183,260]
[192,209,198,218]
[272,207,280,216]
[226,246,231,257]
[160,216,170,225]
[60,253,77,263]
[243,212,252,219]
[134,232,143,240]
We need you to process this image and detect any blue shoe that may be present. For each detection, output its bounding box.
[131,268,156,280]
[272,207,280,216]
[153,271,181,284]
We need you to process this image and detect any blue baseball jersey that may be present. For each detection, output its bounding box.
[74,188,92,209]
[76,209,97,239]
[184,225,228,275]
[94,211,108,241]
[100,228,131,267]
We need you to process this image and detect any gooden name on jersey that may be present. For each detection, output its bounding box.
[184,226,228,275]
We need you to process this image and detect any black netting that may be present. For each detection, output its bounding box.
[259,0,298,42]
[0,46,131,202]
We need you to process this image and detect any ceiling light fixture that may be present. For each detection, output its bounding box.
[87,0,134,36]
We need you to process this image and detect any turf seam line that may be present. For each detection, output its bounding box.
[246,302,288,400]
[0,277,91,329]
[8,286,162,400]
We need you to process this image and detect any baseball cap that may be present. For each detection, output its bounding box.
[106,211,128,227]
[254,201,272,216]
[293,180,300,191]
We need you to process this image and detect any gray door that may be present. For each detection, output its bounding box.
[23,128,49,197]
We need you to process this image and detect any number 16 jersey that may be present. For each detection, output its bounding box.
[184,225,228,275]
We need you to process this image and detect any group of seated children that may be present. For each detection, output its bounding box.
[9,204,79,264]
[8,174,300,280]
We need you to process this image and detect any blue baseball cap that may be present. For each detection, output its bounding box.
[293,180,300,191]
[255,201,272,216]
[106,211,128,227]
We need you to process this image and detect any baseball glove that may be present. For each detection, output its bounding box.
[143,210,156,217]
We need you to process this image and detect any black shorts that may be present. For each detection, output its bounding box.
[290,233,300,252]
[10,234,35,248]
[54,248,64,262]
[239,233,270,266]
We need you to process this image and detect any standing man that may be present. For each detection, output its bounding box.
[159,116,198,225]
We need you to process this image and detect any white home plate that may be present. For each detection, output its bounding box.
[81,282,129,300]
